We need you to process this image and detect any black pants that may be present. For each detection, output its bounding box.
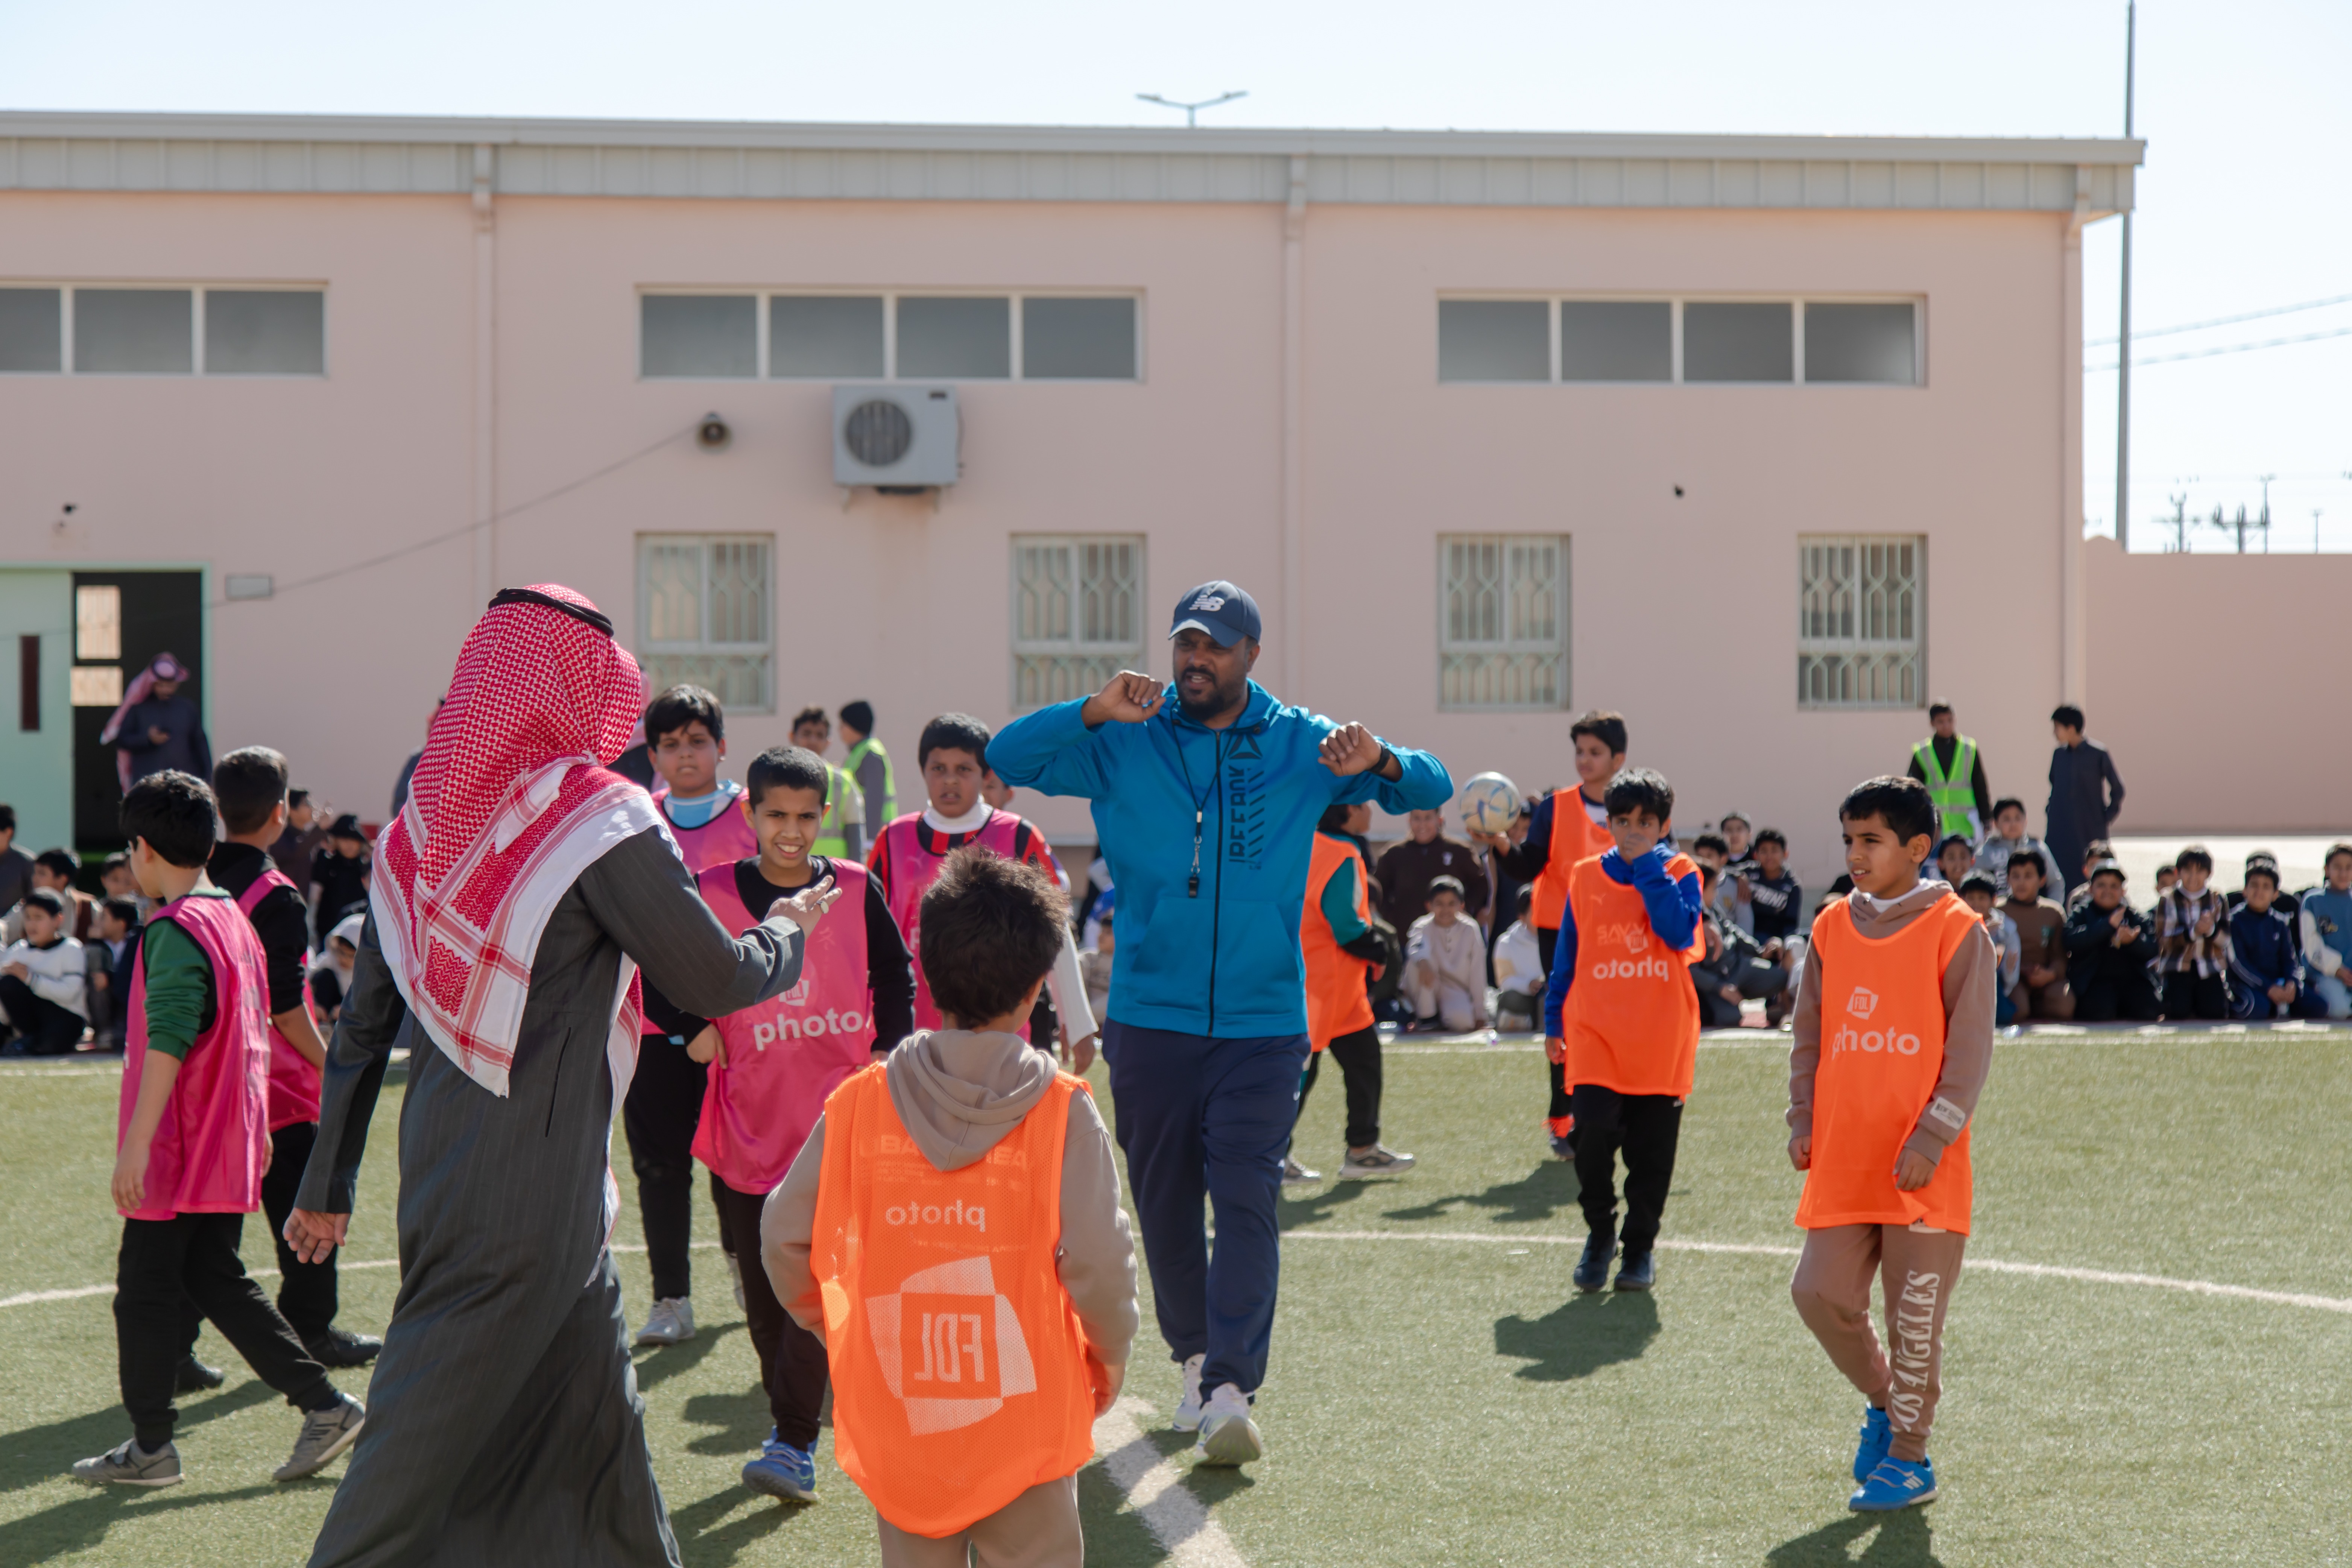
[2162,970,2230,1021]
[2075,967,2161,1022]
[708,1178,828,1448]
[1569,1083,1684,1258]
[1295,1026,1383,1149]
[622,1033,708,1302]
[1535,928,1573,1126]
[187,1121,339,1354]
[0,975,84,1054]
[119,1212,337,1448]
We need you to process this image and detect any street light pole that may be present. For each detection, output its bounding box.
[2115,0,2136,551]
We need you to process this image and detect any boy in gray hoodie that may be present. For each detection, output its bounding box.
[764,848,1137,1566]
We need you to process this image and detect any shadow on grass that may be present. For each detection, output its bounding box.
[1767,1508,1943,1566]
[670,1484,812,1568]
[632,1321,741,1393]
[0,1378,277,1495]
[1383,1159,1582,1226]
[1077,1449,1181,1567]
[677,1387,778,1458]
[0,1480,277,1562]
[1493,1290,1659,1381]
[1276,1178,1375,1229]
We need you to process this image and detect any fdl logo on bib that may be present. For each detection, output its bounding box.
[1845,986,1880,1020]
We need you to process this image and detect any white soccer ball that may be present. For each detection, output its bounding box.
[1458,772,1522,837]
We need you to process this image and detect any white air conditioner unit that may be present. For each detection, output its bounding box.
[833,384,959,489]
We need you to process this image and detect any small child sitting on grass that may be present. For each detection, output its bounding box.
[1405,875,1489,1035]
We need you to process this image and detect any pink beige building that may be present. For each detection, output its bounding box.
[7,111,2320,884]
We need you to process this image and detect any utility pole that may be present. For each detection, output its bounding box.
[2258,474,2274,553]
[1135,91,1247,128]
[2115,1,2136,551]
[2315,509,2325,553]
[2165,492,2188,552]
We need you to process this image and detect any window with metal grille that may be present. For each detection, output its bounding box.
[635,535,773,713]
[1797,536,1924,709]
[1438,534,1570,711]
[1010,536,1145,712]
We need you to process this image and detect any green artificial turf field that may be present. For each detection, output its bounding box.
[3,1025,2349,1566]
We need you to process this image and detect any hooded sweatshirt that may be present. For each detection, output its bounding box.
[1787,878,1999,1171]
[763,1028,1139,1388]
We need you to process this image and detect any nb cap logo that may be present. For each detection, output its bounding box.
[1846,987,1880,1020]
[1191,593,1226,611]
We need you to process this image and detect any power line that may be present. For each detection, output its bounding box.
[2087,290,2352,347]
[2083,321,2352,372]
[212,422,696,608]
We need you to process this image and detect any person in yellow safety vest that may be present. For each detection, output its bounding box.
[1907,700,1991,843]
[790,707,868,862]
[840,701,898,852]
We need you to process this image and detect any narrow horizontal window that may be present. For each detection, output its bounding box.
[898,296,1010,380]
[0,288,62,373]
[1683,302,1793,383]
[641,295,756,378]
[204,290,325,375]
[1559,301,1671,382]
[75,289,193,375]
[1437,300,1549,382]
[1804,302,1916,384]
[770,295,884,378]
[1021,297,1137,380]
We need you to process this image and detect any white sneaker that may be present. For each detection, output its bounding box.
[1338,1144,1416,1179]
[1281,1155,1321,1185]
[1170,1353,1207,1431]
[724,1250,746,1309]
[634,1296,696,1346]
[1192,1383,1263,1466]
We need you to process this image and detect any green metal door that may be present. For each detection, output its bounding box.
[0,570,75,852]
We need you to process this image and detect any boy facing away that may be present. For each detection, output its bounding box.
[682,745,915,1503]
[1541,767,1706,1294]
[763,848,1138,1568]
[1788,775,1996,1512]
[71,770,365,1489]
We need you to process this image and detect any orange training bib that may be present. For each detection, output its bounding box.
[1301,833,1376,1052]
[812,1064,1099,1538]
[1564,852,1703,1097]
[1532,790,1615,930]
[1795,893,1979,1234]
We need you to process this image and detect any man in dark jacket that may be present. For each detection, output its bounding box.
[2063,860,2158,1021]
[108,654,211,788]
[2045,704,2125,895]
[1374,808,1489,933]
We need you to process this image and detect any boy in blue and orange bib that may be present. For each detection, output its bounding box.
[71,771,363,1489]
[1541,766,1704,1294]
[685,745,916,1503]
[764,846,1137,1566]
[1788,775,1997,1512]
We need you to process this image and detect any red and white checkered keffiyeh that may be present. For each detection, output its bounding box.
[370,585,661,1103]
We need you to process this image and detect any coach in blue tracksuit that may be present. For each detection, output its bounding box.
[989,580,1451,1465]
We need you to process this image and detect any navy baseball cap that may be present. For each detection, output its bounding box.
[1168,581,1261,648]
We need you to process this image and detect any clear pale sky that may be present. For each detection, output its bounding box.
[5,0,2344,550]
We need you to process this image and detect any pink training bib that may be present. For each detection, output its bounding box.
[878,811,1027,1033]
[119,892,273,1220]
[655,786,761,877]
[236,865,322,1130]
[691,858,877,1193]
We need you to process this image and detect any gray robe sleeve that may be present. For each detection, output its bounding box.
[296,825,806,1215]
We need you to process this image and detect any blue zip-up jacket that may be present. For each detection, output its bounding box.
[1542,845,1704,1038]
[988,681,1453,1037]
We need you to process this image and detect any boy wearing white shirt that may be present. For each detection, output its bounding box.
[1,888,90,1054]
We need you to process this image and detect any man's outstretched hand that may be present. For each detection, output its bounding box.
[1319,723,1393,778]
[1080,672,1164,726]
[284,1209,349,1265]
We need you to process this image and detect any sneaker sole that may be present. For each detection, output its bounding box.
[1849,1486,1936,1512]
[1614,1275,1653,1291]
[1170,1406,1203,1433]
[1193,1415,1263,1467]
[275,1414,366,1482]
[634,1330,693,1347]
[76,1469,183,1487]
[743,1468,819,1503]
[1337,1162,1414,1179]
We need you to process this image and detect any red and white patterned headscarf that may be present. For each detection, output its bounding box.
[370,585,661,1100]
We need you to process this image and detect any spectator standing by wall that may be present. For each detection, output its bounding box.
[987,579,1450,1467]
[1907,700,1992,842]
[268,790,330,881]
[100,653,211,792]
[2045,705,2125,895]
[1374,810,1487,935]
[0,807,35,913]
[838,700,897,852]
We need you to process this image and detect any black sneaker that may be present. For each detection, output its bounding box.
[1572,1234,1616,1293]
[175,1355,226,1393]
[1614,1250,1656,1291]
[304,1328,384,1369]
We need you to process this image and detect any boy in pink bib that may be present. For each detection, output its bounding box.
[73,771,364,1491]
[685,744,916,1501]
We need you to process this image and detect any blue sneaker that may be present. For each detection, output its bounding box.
[1572,1234,1616,1293]
[742,1430,818,1503]
[1849,1455,1936,1512]
[1852,1405,1891,1481]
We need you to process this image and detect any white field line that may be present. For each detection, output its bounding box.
[1387,1024,2352,1056]
[1280,1228,2352,1314]
[1091,1396,1247,1568]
